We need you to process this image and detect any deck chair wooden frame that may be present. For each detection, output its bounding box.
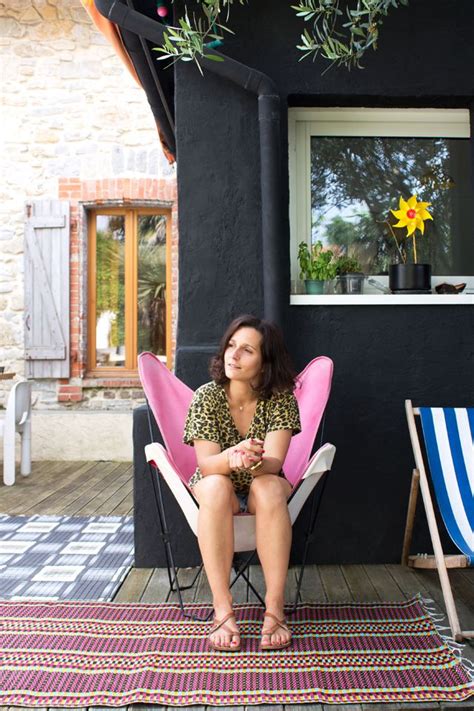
[402,399,473,642]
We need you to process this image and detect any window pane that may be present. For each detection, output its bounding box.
[95,215,125,367]
[310,136,474,275]
[137,215,167,356]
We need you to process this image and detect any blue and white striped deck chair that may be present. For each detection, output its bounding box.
[403,400,473,642]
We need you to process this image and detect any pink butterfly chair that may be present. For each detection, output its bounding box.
[138,352,336,619]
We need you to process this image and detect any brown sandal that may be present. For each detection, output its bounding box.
[260,611,291,651]
[208,611,241,652]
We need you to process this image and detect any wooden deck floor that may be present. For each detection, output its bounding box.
[1,461,473,711]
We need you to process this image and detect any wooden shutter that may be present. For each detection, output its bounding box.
[24,200,70,378]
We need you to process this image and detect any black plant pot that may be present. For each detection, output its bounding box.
[389,263,431,293]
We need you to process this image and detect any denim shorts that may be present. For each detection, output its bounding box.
[236,491,249,513]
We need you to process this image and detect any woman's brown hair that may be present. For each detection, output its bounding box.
[209,314,297,399]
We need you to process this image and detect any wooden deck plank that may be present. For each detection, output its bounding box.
[113,567,154,603]
[3,461,101,514]
[107,480,134,516]
[363,564,406,601]
[0,460,51,496]
[341,564,379,602]
[284,566,300,607]
[139,567,172,603]
[171,567,203,604]
[195,566,213,602]
[449,570,474,609]
[248,563,266,604]
[72,463,132,516]
[0,460,58,503]
[5,462,94,514]
[385,563,431,599]
[296,563,326,602]
[23,461,107,515]
[457,569,474,588]
[319,565,351,602]
[0,461,84,513]
[61,464,128,516]
[232,569,251,604]
[59,462,127,516]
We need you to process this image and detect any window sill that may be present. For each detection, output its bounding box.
[290,294,474,306]
[82,375,142,387]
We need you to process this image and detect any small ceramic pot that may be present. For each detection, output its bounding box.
[305,279,325,295]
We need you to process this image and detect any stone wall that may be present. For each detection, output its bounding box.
[0,0,177,429]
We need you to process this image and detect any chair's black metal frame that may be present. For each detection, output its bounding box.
[146,401,329,622]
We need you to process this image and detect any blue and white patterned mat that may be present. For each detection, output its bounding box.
[0,514,134,601]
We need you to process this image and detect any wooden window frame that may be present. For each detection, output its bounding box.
[87,206,172,375]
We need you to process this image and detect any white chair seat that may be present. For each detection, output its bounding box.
[145,441,336,553]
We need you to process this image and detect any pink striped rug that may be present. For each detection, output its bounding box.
[0,597,472,706]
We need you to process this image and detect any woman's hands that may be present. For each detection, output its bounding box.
[227,438,264,473]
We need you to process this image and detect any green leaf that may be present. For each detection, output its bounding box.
[204,53,225,61]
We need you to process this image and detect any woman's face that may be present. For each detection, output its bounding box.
[224,327,263,386]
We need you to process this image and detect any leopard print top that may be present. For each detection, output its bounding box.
[183,381,301,494]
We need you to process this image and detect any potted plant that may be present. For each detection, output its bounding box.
[298,241,337,294]
[334,255,364,294]
[387,195,433,293]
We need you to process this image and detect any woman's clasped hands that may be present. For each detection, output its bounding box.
[227,437,264,474]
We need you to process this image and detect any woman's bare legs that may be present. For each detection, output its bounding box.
[193,475,241,649]
[247,475,292,647]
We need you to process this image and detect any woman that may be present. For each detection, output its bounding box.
[183,314,301,652]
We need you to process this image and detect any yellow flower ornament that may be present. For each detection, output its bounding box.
[391,195,433,237]
[389,194,433,263]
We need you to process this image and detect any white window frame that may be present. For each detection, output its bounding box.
[288,107,474,305]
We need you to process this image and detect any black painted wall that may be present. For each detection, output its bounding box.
[173,0,474,563]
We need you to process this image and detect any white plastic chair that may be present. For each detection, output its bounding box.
[0,381,32,486]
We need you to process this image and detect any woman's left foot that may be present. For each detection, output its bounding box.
[260,610,291,650]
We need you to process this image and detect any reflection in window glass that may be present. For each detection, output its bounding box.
[137,215,167,356]
[310,137,474,275]
[95,215,125,367]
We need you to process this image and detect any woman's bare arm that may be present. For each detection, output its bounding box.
[253,429,292,476]
[194,438,264,476]
[194,440,230,476]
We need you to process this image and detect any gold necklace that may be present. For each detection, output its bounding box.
[225,389,256,412]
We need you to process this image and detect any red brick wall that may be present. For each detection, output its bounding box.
[57,177,178,403]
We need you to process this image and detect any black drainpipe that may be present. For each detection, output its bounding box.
[94,0,285,327]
